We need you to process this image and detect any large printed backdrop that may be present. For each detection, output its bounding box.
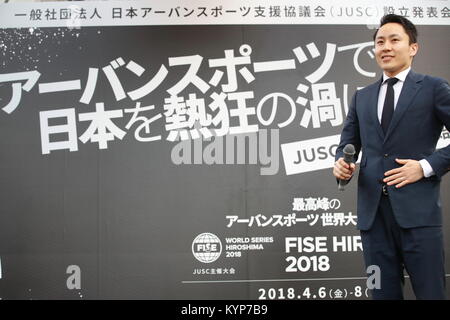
[0,25,449,299]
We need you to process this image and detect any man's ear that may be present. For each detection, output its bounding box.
[410,42,419,58]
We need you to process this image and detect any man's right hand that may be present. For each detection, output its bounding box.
[333,157,356,180]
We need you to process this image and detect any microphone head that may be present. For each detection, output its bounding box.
[343,144,355,155]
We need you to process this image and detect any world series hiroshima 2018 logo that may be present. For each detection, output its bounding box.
[192,233,222,263]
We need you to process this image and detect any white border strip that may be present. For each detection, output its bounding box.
[0,0,449,28]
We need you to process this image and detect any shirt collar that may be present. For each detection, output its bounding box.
[382,66,411,83]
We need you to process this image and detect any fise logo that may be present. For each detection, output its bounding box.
[192,233,222,263]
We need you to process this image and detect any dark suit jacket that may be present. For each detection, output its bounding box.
[336,70,450,230]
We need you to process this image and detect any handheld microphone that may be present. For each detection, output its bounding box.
[338,144,356,191]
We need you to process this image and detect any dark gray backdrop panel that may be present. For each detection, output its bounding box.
[0,25,449,299]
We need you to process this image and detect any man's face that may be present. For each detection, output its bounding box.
[375,22,418,77]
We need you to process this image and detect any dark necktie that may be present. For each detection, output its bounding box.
[381,77,399,134]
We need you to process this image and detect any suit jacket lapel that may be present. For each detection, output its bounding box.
[370,78,385,140]
[384,70,423,142]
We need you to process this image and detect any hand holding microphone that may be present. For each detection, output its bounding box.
[333,144,356,191]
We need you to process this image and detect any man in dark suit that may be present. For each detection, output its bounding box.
[333,14,450,299]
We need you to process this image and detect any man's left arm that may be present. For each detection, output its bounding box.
[384,80,450,188]
[425,80,450,178]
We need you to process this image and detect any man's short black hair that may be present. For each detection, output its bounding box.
[373,14,418,44]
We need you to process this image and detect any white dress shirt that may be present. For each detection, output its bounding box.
[377,67,435,177]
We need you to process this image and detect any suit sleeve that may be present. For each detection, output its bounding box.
[335,90,362,163]
[425,80,450,178]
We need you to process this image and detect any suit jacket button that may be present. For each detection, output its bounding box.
[384,154,388,158]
